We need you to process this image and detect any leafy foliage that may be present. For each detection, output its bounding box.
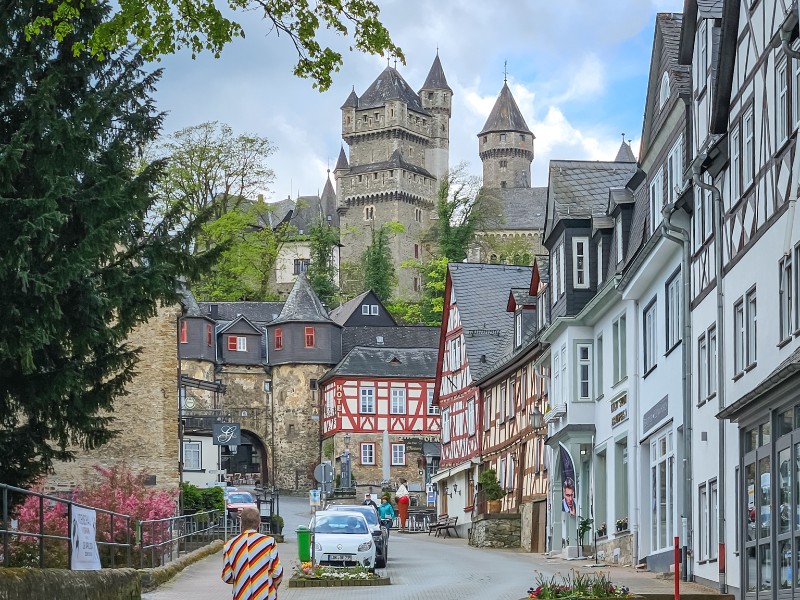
[362,222,403,302]
[528,570,631,599]
[0,0,215,489]
[307,221,340,307]
[478,469,506,501]
[25,0,404,91]
[387,256,447,326]
[181,482,224,513]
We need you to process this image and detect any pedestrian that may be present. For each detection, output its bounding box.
[378,497,395,538]
[396,478,410,531]
[222,506,283,600]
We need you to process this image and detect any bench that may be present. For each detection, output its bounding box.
[429,515,459,538]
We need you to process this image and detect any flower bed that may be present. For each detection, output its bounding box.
[528,570,631,599]
[288,562,390,588]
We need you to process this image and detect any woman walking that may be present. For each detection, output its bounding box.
[396,478,410,531]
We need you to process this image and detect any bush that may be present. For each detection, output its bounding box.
[271,514,284,534]
[181,483,223,513]
[478,469,506,501]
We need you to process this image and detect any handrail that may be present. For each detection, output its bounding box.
[138,510,223,568]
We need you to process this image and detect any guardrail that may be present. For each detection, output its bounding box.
[138,510,223,568]
[0,483,132,569]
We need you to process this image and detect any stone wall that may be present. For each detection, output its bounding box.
[0,568,140,600]
[594,531,634,566]
[469,513,521,549]
[47,304,182,493]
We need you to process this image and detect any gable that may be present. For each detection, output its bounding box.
[219,315,262,336]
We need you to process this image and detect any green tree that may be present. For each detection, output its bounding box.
[363,222,403,302]
[26,0,403,91]
[0,0,214,489]
[307,221,339,307]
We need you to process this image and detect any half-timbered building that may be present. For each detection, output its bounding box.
[432,262,533,536]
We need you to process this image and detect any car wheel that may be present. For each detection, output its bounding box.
[376,556,386,568]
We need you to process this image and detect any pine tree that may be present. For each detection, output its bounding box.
[0,0,214,489]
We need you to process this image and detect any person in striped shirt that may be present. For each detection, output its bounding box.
[222,506,283,600]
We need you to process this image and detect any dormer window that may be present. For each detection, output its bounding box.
[573,237,589,289]
[659,71,670,110]
[616,215,624,263]
[228,336,246,352]
[515,311,523,347]
[597,239,604,286]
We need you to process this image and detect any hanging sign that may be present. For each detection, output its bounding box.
[213,423,241,446]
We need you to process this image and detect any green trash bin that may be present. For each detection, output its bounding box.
[296,526,312,562]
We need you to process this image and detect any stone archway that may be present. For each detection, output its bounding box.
[221,430,269,486]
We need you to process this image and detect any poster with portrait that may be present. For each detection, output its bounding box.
[559,443,577,517]
[70,506,101,570]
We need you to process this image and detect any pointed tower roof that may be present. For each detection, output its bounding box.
[478,82,532,136]
[320,171,339,226]
[271,274,337,326]
[341,87,359,109]
[334,146,349,171]
[614,141,637,163]
[420,54,452,92]
[358,66,426,113]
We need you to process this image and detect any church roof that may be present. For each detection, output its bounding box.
[334,146,349,171]
[420,54,451,92]
[478,82,532,136]
[358,66,427,113]
[341,88,359,109]
[270,274,338,326]
[614,141,637,163]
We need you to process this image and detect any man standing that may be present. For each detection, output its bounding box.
[222,506,283,600]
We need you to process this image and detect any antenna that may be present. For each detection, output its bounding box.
[504,60,508,83]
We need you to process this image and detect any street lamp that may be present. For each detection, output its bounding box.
[343,432,352,448]
[529,406,544,430]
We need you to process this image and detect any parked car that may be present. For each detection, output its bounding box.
[327,504,388,567]
[225,491,257,519]
[311,511,376,570]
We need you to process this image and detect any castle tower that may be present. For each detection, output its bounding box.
[419,53,452,182]
[337,59,449,299]
[478,82,534,189]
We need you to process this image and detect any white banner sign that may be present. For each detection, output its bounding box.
[70,506,101,570]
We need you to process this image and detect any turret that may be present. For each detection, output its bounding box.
[419,53,452,182]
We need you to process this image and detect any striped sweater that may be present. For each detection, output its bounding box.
[222,530,283,600]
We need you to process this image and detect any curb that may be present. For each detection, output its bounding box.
[288,576,391,588]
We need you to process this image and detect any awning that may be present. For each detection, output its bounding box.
[430,460,473,484]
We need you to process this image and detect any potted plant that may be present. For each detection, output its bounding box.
[478,469,505,513]
[616,516,628,532]
[596,522,607,537]
[578,516,593,546]
[271,514,284,535]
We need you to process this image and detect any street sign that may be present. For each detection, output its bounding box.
[313,463,333,484]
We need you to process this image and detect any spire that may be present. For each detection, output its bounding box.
[420,53,452,92]
[614,139,636,162]
[334,146,349,171]
[341,86,359,109]
[271,274,334,325]
[478,82,532,136]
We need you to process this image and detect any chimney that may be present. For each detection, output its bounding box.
[210,304,219,320]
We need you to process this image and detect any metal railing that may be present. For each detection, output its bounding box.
[138,510,223,568]
[1,484,132,569]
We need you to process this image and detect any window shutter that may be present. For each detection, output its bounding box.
[227,336,237,351]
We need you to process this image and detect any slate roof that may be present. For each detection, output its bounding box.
[290,195,326,233]
[545,160,637,237]
[334,146,349,171]
[321,346,438,381]
[478,82,532,136]
[198,301,285,324]
[482,186,547,230]
[534,255,550,285]
[357,66,428,114]
[179,284,203,317]
[696,0,723,18]
[509,288,537,311]
[341,88,359,109]
[420,54,451,92]
[348,148,434,179]
[614,141,637,162]
[262,197,295,229]
[320,174,339,227]
[329,291,371,325]
[342,326,439,355]
[271,274,338,326]
[447,263,534,382]
[660,13,691,96]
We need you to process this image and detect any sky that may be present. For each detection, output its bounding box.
[152,0,684,201]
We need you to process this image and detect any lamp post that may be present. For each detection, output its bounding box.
[529,406,544,430]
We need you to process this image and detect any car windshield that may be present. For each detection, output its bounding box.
[227,493,254,504]
[329,505,379,526]
[315,514,368,534]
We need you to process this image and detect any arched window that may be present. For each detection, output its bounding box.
[659,72,670,110]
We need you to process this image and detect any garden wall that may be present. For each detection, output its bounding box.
[0,568,140,600]
[594,531,633,565]
[469,513,521,548]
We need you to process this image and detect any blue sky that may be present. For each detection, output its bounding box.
[151,0,683,200]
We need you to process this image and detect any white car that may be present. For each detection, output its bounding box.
[311,511,376,570]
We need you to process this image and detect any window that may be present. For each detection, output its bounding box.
[442,408,451,443]
[515,311,523,347]
[743,107,755,187]
[659,71,670,109]
[551,246,560,302]
[183,441,201,470]
[391,444,406,465]
[780,255,793,342]
[304,326,315,348]
[577,343,592,400]
[449,337,462,369]
[699,483,708,560]
[483,392,492,431]
[180,320,188,343]
[552,350,561,405]
[370,304,378,315]
[730,127,741,201]
[595,334,604,398]
[427,387,439,415]
[733,299,745,375]
[499,457,507,489]
[508,378,515,417]
[649,170,663,236]
[499,383,507,423]
[361,304,370,315]
[275,328,283,350]
[698,334,708,403]
[709,479,718,560]
[414,244,420,259]
[559,243,566,294]
[359,387,375,413]
[708,326,717,397]
[643,301,657,373]
[500,160,508,171]
[746,288,757,367]
[364,205,375,220]
[650,430,675,551]
[228,336,246,352]
[467,398,476,436]
[507,455,515,491]
[500,134,507,142]
[666,138,683,204]
[207,324,213,346]
[795,55,800,128]
[293,258,310,275]
[613,314,627,383]
[573,237,589,289]
[390,388,406,414]
[666,270,681,349]
[597,239,604,285]
[698,20,708,82]
[415,208,422,222]
[616,216,624,263]
[777,58,789,144]
[361,443,375,465]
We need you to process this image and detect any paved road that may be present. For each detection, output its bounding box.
[144,495,717,600]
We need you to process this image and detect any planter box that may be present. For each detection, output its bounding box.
[288,575,390,588]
